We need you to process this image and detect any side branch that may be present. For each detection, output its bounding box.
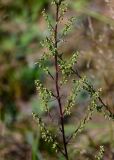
[57,55,114,119]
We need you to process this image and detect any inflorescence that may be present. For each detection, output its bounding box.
[33,0,114,159]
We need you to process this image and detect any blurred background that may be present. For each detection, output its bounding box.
[0,0,114,159]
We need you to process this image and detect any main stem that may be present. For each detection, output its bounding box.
[54,2,69,160]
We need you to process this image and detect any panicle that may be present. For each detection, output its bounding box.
[95,146,104,160]
[33,113,58,152]
[59,51,79,84]
[35,80,52,112]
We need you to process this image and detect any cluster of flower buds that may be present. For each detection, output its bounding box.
[90,89,101,109]
[64,76,87,115]
[72,88,102,138]
[59,52,79,84]
[35,80,52,112]
[73,104,95,138]
[42,9,54,33]
[41,37,56,56]
[36,52,52,75]
[33,113,58,152]
[59,2,68,21]
[95,146,104,160]
[90,89,114,120]
[101,108,114,121]
[62,17,76,36]
[51,0,56,5]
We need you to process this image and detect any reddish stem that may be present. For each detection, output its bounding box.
[54,2,69,160]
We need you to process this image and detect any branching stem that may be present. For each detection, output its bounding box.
[54,1,69,160]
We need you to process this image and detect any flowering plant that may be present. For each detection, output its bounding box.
[33,0,114,159]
